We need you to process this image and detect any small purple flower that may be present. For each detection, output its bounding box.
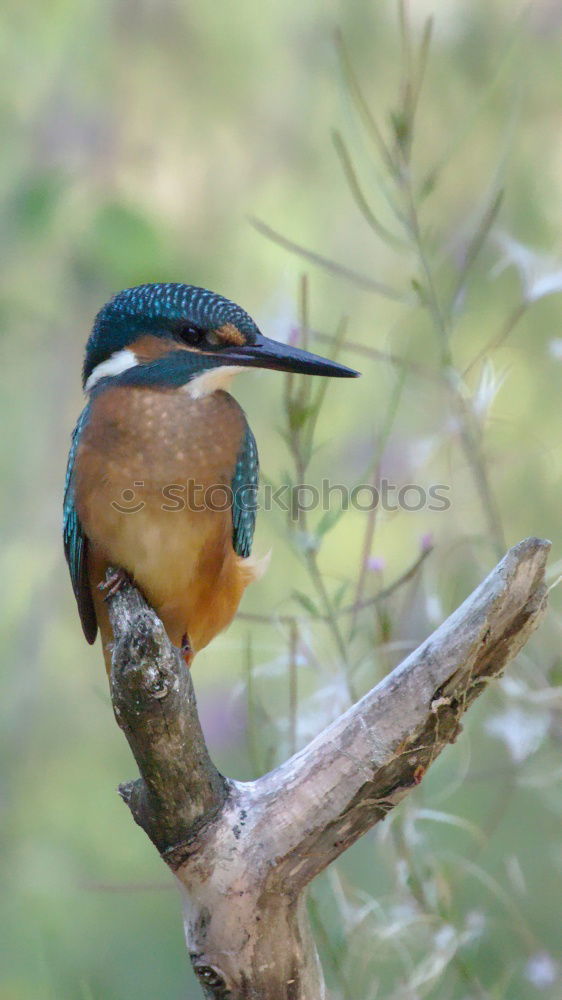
[420,532,434,552]
[367,555,386,572]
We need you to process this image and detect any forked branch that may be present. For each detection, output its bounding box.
[107,537,549,999]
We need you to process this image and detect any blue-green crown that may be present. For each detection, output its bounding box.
[83,282,259,386]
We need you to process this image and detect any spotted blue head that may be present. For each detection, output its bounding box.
[83,282,359,391]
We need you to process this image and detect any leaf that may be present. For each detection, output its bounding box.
[249,217,410,302]
[332,580,350,610]
[411,277,429,306]
[287,401,314,432]
[377,608,392,643]
[418,167,438,201]
[412,16,434,113]
[334,28,395,172]
[316,505,347,539]
[292,591,321,617]
[452,188,504,309]
[332,130,403,248]
[389,108,411,152]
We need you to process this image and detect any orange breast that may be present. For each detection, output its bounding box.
[74,384,259,668]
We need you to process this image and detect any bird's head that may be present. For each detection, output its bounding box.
[83,283,359,393]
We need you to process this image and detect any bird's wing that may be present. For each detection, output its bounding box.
[63,405,98,643]
[231,423,259,558]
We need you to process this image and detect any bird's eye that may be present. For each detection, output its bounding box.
[176,322,206,345]
[175,323,226,349]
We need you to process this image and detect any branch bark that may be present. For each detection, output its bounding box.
[107,537,549,999]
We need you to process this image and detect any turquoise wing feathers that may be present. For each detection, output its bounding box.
[231,424,259,558]
[63,405,97,643]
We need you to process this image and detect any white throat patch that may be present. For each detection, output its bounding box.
[185,365,246,399]
[85,349,138,391]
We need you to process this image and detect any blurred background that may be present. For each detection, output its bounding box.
[2,0,562,997]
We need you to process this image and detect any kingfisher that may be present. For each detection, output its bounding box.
[63,282,358,673]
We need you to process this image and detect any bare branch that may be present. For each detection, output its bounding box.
[107,538,549,999]
[253,537,549,887]
[107,578,228,857]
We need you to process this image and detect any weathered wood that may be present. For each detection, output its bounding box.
[108,586,228,855]
[107,537,549,999]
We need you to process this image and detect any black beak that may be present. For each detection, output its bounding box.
[221,333,360,378]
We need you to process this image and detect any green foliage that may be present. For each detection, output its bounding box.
[2,2,562,998]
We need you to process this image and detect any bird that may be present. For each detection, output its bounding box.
[63,282,359,673]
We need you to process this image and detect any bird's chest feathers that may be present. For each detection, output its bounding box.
[82,382,246,487]
[75,384,247,573]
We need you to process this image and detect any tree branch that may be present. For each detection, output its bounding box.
[251,536,549,887]
[108,586,228,856]
[107,537,549,999]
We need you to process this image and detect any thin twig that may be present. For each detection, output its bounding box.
[332,130,404,248]
[238,549,434,626]
[340,545,433,616]
[463,300,528,378]
[288,619,299,757]
[311,328,440,381]
[249,216,410,302]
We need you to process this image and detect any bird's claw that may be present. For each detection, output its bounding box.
[181,632,194,668]
[99,568,130,601]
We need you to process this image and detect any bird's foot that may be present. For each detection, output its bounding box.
[99,567,130,601]
[181,633,194,669]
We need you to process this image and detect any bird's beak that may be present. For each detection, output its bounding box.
[221,333,360,378]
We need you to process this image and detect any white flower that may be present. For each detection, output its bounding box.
[433,924,456,951]
[548,338,562,360]
[524,951,559,989]
[485,706,549,763]
[494,233,562,303]
[464,910,486,942]
[472,359,508,421]
[426,593,443,626]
